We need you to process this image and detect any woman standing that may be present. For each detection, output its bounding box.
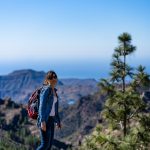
[37,71,61,150]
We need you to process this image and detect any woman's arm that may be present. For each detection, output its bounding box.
[39,87,50,123]
[55,99,60,124]
[55,96,61,125]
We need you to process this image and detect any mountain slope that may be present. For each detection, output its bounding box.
[55,92,105,145]
[0,91,105,148]
[0,98,72,150]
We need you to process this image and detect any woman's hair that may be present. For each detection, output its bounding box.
[44,70,58,85]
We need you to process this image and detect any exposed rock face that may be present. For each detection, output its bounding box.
[0,69,45,104]
[0,69,98,106]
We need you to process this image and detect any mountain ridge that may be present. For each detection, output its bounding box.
[0,69,98,105]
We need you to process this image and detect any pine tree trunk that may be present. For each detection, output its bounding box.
[123,43,127,137]
[123,76,127,137]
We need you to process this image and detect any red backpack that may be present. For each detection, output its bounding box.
[27,87,42,119]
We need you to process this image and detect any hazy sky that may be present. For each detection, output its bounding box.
[0,0,149,79]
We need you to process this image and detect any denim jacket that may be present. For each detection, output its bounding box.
[37,85,61,127]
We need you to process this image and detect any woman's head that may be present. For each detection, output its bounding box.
[44,70,58,87]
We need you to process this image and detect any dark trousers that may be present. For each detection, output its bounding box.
[37,116,54,150]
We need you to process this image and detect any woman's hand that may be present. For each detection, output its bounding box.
[41,121,46,131]
[56,123,61,129]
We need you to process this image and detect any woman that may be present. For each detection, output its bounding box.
[37,70,61,150]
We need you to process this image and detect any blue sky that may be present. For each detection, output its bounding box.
[0,0,149,79]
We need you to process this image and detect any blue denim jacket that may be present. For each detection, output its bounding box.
[37,85,60,127]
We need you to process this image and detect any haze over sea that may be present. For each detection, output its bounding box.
[0,0,149,79]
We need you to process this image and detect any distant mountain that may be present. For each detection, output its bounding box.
[0,69,98,105]
[0,69,45,104]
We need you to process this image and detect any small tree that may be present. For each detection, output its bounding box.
[81,33,150,150]
[99,32,150,137]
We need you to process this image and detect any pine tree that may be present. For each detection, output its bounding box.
[93,33,150,149]
[99,33,150,136]
[81,33,150,150]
